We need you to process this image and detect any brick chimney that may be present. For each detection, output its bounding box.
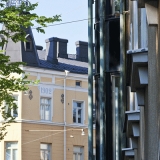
[45,37,58,64]
[75,41,88,62]
[57,38,68,59]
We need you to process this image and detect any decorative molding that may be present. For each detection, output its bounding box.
[61,94,64,103]
[125,110,140,121]
[15,119,88,128]
[122,148,135,157]
[38,84,54,97]
[138,67,148,84]
[136,89,145,106]
[23,66,88,80]
[28,90,33,100]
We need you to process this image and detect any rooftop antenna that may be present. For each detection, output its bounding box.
[6,0,30,7]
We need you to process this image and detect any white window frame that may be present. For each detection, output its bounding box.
[5,95,18,118]
[25,35,32,51]
[72,101,85,124]
[40,97,52,121]
[40,143,51,160]
[5,142,18,160]
[73,146,84,160]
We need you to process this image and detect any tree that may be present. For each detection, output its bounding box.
[0,0,61,140]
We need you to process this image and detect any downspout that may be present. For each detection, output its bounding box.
[64,70,69,160]
[120,0,126,158]
[88,0,93,159]
[99,0,106,159]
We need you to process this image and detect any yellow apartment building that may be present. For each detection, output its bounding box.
[0,28,95,160]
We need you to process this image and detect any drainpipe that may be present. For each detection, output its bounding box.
[88,0,93,159]
[120,0,126,157]
[99,0,106,159]
[64,70,69,160]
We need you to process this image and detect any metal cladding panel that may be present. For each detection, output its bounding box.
[132,123,140,137]
[138,67,148,84]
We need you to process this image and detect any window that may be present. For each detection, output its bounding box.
[25,36,32,51]
[73,146,84,160]
[73,101,84,124]
[40,98,51,121]
[40,143,51,160]
[76,81,81,87]
[5,142,18,160]
[6,96,18,118]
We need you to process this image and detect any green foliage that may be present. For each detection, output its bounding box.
[0,0,61,140]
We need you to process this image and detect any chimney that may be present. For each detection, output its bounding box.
[36,45,43,50]
[45,37,58,64]
[57,38,68,59]
[75,41,88,62]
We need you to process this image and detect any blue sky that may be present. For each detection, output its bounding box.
[31,0,89,54]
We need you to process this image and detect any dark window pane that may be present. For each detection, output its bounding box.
[13,109,18,117]
[76,81,81,86]
[78,109,81,123]
[26,42,31,50]
[73,108,76,122]
[77,103,81,107]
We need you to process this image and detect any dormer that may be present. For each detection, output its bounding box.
[4,26,40,67]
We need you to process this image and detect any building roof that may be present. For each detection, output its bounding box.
[37,50,88,74]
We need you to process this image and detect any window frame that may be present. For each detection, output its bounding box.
[40,143,51,160]
[75,81,82,87]
[73,146,84,160]
[72,101,85,124]
[24,35,32,51]
[40,97,52,121]
[5,141,18,160]
[5,95,19,118]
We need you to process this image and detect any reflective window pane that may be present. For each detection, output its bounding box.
[13,149,18,160]
[40,144,51,160]
[6,142,18,160]
[73,102,83,124]
[40,98,51,121]
[78,109,81,123]
[73,108,76,123]
[6,149,11,160]
[73,153,76,160]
